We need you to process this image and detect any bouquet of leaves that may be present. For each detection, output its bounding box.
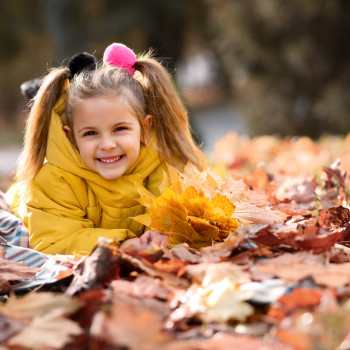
[133,163,285,248]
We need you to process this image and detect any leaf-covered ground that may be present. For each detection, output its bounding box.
[1,133,350,349]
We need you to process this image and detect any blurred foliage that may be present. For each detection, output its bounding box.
[204,0,350,137]
[0,0,199,128]
[2,0,350,139]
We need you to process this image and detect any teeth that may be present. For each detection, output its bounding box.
[100,156,121,163]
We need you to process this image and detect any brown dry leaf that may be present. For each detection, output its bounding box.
[0,291,82,319]
[245,220,345,253]
[223,177,286,224]
[110,275,172,300]
[253,259,350,288]
[0,257,40,282]
[66,239,120,296]
[120,237,164,263]
[234,201,286,224]
[154,258,187,277]
[165,244,201,263]
[119,251,189,288]
[166,332,280,350]
[317,206,350,230]
[199,230,247,263]
[275,200,313,216]
[295,227,346,253]
[0,245,6,258]
[90,300,171,350]
[7,309,83,349]
[0,314,26,343]
[243,167,271,191]
[274,175,317,203]
[243,223,299,248]
[0,279,10,292]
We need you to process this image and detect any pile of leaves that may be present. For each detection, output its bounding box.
[214,132,350,178]
[1,141,350,349]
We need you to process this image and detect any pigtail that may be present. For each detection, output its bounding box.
[16,68,70,194]
[133,55,206,171]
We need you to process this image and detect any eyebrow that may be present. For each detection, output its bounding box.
[78,121,134,133]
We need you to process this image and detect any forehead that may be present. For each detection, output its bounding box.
[73,96,138,125]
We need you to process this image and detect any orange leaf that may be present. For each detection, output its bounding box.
[276,329,311,350]
[278,288,323,307]
[154,258,187,277]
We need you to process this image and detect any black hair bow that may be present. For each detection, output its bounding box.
[68,52,97,80]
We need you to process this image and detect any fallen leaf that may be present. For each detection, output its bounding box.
[118,251,190,288]
[0,314,26,343]
[317,206,350,230]
[171,262,253,323]
[199,230,247,263]
[154,258,187,277]
[278,288,323,307]
[0,257,40,282]
[0,291,82,319]
[246,220,346,253]
[253,259,350,288]
[66,238,120,296]
[90,300,171,350]
[166,331,279,350]
[120,237,164,263]
[111,275,172,300]
[276,328,311,350]
[165,244,201,263]
[7,309,83,349]
[0,279,10,292]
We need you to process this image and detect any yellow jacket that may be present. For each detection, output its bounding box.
[8,95,168,255]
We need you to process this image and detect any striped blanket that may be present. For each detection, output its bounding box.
[0,209,50,267]
[1,209,75,291]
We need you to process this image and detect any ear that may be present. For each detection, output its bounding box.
[62,125,77,147]
[63,125,72,139]
[143,115,153,141]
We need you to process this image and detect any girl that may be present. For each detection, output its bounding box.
[6,43,205,255]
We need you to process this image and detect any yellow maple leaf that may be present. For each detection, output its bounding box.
[133,165,241,248]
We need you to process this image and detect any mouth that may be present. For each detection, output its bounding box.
[97,155,124,164]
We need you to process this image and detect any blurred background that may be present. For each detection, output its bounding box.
[1,0,350,189]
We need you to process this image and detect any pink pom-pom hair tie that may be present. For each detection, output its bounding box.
[103,43,137,75]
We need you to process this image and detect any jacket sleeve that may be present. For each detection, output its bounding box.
[26,166,137,255]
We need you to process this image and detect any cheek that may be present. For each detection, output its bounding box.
[76,139,94,159]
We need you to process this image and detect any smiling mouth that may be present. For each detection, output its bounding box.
[98,155,123,163]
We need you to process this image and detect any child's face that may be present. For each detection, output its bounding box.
[65,96,152,180]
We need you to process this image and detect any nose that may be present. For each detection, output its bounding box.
[99,136,116,150]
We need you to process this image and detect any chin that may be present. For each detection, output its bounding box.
[99,172,123,180]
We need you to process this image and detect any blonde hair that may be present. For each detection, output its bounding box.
[16,68,70,204]
[16,50,206,201]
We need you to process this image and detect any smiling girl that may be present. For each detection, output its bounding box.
[6,44,205,254]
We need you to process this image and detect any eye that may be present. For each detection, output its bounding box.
[114,126,127,132]
[83,130,97,137]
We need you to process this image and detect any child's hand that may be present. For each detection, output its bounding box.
[140,230,168,247]
[0,191,10,211]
